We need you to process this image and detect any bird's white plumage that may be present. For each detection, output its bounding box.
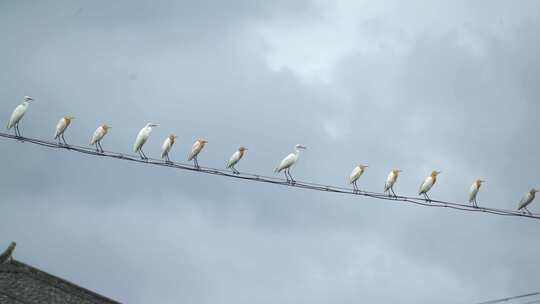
[384,171,398,192]
[275,144,306,173]
[133,123,157,153]
[188,140,205,161]
[54,117,71,139]
[7,102,30,130]
[227,150,242,168]
[90,126,108,145]
[469,181,483,203]
[518,190,537,210]
[275,153,297,172]
[419,176,435,195]
[161,137,174,158]
[349,166,365,184]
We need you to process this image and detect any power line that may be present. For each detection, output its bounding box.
[1,132,539,220]
[475,292,540,304]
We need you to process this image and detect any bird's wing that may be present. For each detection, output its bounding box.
[227,151,240,168]
[518,194,530,210]
[419,178,430,194]
[161,139,170,157]
[384,173,394,191]
[276,153,295,172]
[7,105,25,129]
[468,185,478,202]
[90,128,101,144]
[133,129,147,152]
[188,141,202,160]
[349,167,360,183]
[469,185,478,202]
[54,119,65,138]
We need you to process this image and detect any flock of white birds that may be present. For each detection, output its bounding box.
[5,96,538,214]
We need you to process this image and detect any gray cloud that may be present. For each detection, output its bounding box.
[1,1,540,303]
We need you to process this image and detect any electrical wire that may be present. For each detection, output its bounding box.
[1,132,539,220]
[475,292,540,304]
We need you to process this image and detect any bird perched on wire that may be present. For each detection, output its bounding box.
[54,116,74,145]
[349,164,368,193]
[90,124,111,153]
[419,170,441,201]
[274,144,307,184]
[468,179,485,207]
[7,96,34,137]
[133,123,159,160]
[517,188,538,215]
[227,146,248,174]
[384,169,402,197]
[188,138,208,169]
[161,134,177,163]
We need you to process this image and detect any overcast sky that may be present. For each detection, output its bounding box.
[1,1,540,303]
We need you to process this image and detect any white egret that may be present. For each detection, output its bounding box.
[90,124,111,152]
[54,115,74,145]
[349,164,368,193]
[161,134,177,163]
[227,146,247,174]
[384,169,402,197]
[468,179,485,207]
[274,144,307,183]
[187,138,208,169]
[517,188,538,215]
[7,96,33,137]
[133,123,159,159]
[419,170,441,201]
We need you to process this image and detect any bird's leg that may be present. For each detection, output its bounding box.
[14,124,20,137]
[353,182,359,193]
[525,207,532,215]
[390,187,397,198]
[97,142,104,153]
[473,199,478,208]
[140,149,148,160]
[283,171,289,183]
[61,134,67,146]
[424,193,431,202]
[288,169,296,184]
[166,155,172,164]
[193,157,200,169]
[232,167,239,175]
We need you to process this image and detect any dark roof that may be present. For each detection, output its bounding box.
[0,242,121,304]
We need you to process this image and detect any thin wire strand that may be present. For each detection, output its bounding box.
[475,292,540,304]
[1,132,539,220]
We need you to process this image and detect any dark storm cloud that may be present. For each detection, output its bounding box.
[1,1,540,303]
